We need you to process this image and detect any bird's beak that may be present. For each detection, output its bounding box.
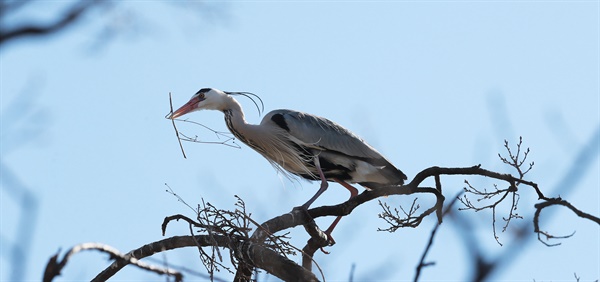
[167,96,201,119]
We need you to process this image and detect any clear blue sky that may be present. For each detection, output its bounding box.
[2,1,598,281]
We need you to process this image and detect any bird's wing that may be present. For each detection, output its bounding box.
[263,109,384,160]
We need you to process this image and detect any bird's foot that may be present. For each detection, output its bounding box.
[319,232,336,254]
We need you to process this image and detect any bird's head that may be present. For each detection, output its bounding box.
[167,88,264,119]
[168,88,229,119]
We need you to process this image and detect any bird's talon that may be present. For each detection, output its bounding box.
[319,235,335,254]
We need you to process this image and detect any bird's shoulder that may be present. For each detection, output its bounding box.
[262,109,354,136]
[261,109,382,159]
[262,109,341,130]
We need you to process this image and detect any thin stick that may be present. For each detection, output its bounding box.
[168,92,187,159]
[176,119,240,149]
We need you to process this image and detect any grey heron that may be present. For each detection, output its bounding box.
[168,88,407,243]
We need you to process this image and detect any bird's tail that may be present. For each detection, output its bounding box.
[360,165,407,189]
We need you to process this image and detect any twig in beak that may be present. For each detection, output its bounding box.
[168,92,187,159]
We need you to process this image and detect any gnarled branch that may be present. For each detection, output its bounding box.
[92,235,317,282]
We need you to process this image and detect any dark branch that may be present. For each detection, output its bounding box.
[243,165,540,278]
[44,242,182,282]
[1,0,104,46]
[92,235,317,282]
[308,165,536,222]
[535,198,600,225]
[533,197,600,246]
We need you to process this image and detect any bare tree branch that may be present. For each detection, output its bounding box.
[1,0,105,46]
[535,198,600,225]
[533,197,599,246]
[44,242,183,282]
[244,164,545,279]
[444,131,600,281]
[91,235,317,282]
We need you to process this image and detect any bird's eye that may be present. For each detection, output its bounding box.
[193,91,205,100]
[195,88,210,100]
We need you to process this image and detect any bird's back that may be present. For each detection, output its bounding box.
[261,109,407,188]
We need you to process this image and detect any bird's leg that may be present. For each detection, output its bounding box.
[299,156,336,250]
[300,156,329,210]
[300,157,359,252]
[321,179,359,245]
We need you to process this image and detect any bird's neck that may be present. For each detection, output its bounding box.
[224,108,247,132]
[222,97,256,147]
